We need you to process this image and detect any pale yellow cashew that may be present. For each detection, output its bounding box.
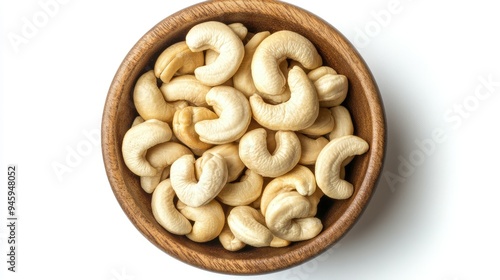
[186,21,245,86]
[233,31,271,97]
[227,206,274,247]
[328,105,354,140]
[250,66,319,131]
[140,142,193,193]
[315,135,369,199]
[133,70,188,122]
[217,169,263,206]
[140,167,170,195]
[122,119,172,176]
[308,66,348,107]
[259,165,316,216]
[131,116,145,127]
[307,66,337,80]
[194,86,252,144]
[172,106,218,155]
[296,133,329,165]
[170,153,228,207]
[151,179,192,235]
[200,143,245,182]
[205,22,248,66]
[154,41,205,83]
[252,30,322,96]
[299,107,335,136]
[238,128,301,178]
[160,75,211,107]
[265,191,323,242]
[176,199,225,243]
[219,222,246,251]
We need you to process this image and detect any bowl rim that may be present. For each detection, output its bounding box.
[102,0,386,275]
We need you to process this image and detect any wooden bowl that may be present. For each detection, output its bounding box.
[102,0,386,275]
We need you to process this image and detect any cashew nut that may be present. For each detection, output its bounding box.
[151,179,192,235]
[233,31,271,97]
[194,86,251,144]
[154,41,205,83]
[227,206,274,247]
[200,143,245,182]
[252,30,322,96]
[313,74,348,107]
[250,66,319,131]
[217,169,263,206]
[219,222,246,251]
[131,116,145,126]
[307,66,337,80]
[170,153,228,207]
[265,191,323,242]
[185,21,245,86]
[296,133,329,166]
[140,167,170,194]
[205,22,248,66]
[160,75,211,107]
[140,142,193,193]
[260,165,316,216]
[315,135,369,199]
[133,70,188,122]
[238,128,301,178]
[298,108,335,136]
[122,119,172,176]
[328,105,354,140]
[176,199,225,243]
[172,106,218,155]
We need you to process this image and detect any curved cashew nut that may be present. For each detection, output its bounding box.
[172,106,218,155]
[140,142,193,193]
[122,119,172,176]
[140,167,170,194]
[252,30,322,96]
[296,133,329,165]
[260,165,316,216]
[170,153,228,207]
[315,135,369,199]
[307,66,337,80]
[201,143,245,182]
[265,191,323,242]
[133,70,188,122]
[299,108,335,136]
[250,66,319,131]
[176,199,225,243]
[233,31,271,97]
[154,41,204,83]
[217,169,263,206]
[314,75,348,107]
[328,105,354,140]
[219,222,246,251]
[151,179,192,235]
[160,75,211,107]
[205,22,248,66]
[238,128,301,178]
[131,116,145,127]
[195,86,251,144]
[185,21,245,86]
[227,22,248,40]
[227,206,274,247]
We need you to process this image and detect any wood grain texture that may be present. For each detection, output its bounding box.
[101,0,386,275]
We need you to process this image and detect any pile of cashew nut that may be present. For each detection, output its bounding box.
[121,21,369,250]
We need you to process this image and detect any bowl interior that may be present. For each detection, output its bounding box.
[102,0,385,275]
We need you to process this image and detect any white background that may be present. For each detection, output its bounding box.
[1,0,500,279]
